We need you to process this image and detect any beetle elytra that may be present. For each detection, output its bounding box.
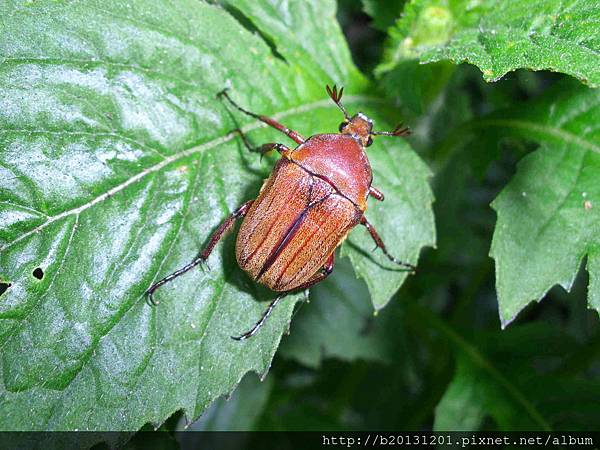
[147,85,415,340]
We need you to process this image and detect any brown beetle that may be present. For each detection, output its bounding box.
[147,85,415,340]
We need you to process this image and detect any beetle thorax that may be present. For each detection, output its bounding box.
[288,134,372,210]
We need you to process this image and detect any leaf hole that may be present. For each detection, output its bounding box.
[32,267,44,280]
[0,282,11,296]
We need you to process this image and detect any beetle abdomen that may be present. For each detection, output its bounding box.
[236,158,360,291]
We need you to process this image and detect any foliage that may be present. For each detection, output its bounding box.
[490,83,600,325]
[0,0,598,439]
[377,0,600,87]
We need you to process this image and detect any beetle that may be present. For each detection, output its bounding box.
[146,85,415,340]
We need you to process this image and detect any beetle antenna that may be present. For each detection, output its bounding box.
[371,123,411,137]
[231,294,286,341]
[326,84,350,121]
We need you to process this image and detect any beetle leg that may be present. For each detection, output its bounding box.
[218,89,305,144]
[369,186,385,201]
[231,294,287,341]
[360,216,416,273]
[258,143,292,158]
[255,143,292,162]
[232,128,292,160]
[232,127,255,153]
[146,200,254,305]
[231,253,335,341]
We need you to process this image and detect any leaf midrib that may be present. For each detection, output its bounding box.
[0,94,385,254]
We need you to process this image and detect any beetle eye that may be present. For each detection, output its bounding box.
[338,122,347,132]
[366,136,373,147]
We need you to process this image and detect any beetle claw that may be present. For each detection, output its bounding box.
[146,291,160,307]
[258,148,271,162]
[391,258,417,274]
[216,87,229,99]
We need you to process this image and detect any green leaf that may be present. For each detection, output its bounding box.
[414,304,552,431]
[434,351,551,431]
[489,82,600,326]
[433,354,490,431]
[377,0,600,87]
[0,0,433,431]
[434,322,599,431]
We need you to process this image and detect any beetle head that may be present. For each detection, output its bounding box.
[326,84,412,148]
[338,113,373,147]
